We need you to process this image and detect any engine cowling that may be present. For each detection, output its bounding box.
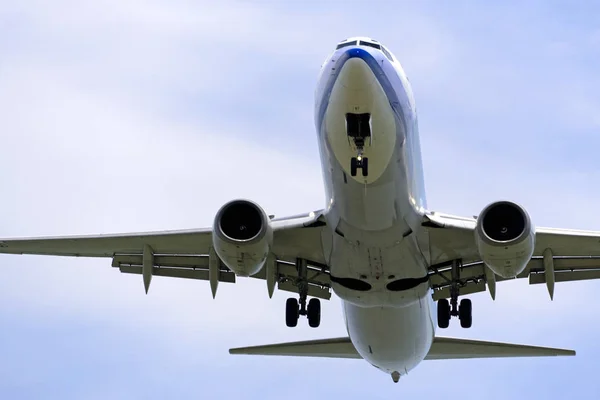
[475,201,535,279]
[212,199,273,277]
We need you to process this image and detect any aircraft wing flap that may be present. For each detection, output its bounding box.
[430,256,600,300]
[431,281,486,301]
[118,264,237,283]
[529,269,600,284]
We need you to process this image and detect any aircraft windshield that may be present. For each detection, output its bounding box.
[336,41,357,49]
[335,38,394,63]
[359,41,380,50]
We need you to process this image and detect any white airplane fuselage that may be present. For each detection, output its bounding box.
[314,39,435,377]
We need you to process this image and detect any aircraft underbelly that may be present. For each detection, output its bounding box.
[344,300,434,375]
[328,230,429,307]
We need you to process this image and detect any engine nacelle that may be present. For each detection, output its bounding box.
[212,199,273,277]
[475,201,535,279]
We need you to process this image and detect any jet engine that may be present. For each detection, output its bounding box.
[212,199,273,277]
[475,201,535,279]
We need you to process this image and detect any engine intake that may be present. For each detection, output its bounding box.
[481,202,527,242]
[219,201,264,241]
[213,200,273,277]
[475,201,535,278]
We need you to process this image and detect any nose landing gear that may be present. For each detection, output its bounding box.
[350,153,369,177]
[346,113,370,177]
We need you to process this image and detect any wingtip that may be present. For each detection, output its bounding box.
[554,348,576,356]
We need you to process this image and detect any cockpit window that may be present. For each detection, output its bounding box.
[359,41,381,50]
[382,46,394,62]
[336,41,357,49]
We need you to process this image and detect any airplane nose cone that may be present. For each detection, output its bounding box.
[338,57,376,90]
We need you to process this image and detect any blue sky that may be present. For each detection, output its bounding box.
[2,1,600,398]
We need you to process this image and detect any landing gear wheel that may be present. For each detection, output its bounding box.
[361,157,369,177]
[459,298,472,328]
[307,298,321,328]
[285,297,299,327]
[437,298,451,329]
[350,157,358,177]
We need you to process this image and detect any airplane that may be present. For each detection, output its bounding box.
[3,35,600,383]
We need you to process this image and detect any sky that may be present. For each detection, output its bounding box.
[1,0,600,398]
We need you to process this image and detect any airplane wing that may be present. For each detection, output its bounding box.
[423,211,600,300]
[0,211,332,299]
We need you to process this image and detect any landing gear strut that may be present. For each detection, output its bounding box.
[436,259,472,329]
[285,258,321,328]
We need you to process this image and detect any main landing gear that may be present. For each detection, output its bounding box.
[437,260,473,329]
[286,297,321,328]
[437,297,472,329]
[285,258,321,328]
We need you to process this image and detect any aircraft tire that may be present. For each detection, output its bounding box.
[459,298,472,328]
[350,158,358,176]
[286,297,299,327]
[307,298,321,328]
[437,299,450,329]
